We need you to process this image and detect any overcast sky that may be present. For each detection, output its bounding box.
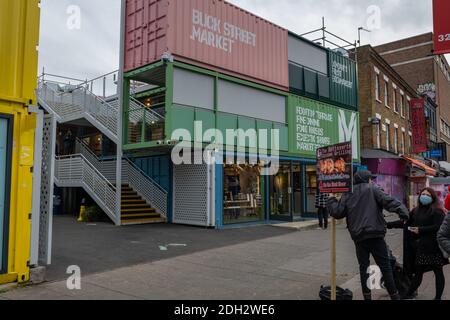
[38,0,446,81]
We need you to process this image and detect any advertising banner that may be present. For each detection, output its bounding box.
[329,51,358,110]
[288,96,360,161]
[410,98,428,154]
[317,142,353,194]
[433,0,450,55]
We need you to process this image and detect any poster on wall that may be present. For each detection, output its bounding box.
[316,142,353,194]
[289,96,360,161]
[410,98,428,154]
[433,0,450,55]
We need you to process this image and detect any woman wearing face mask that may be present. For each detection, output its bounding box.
[403,188,448,300]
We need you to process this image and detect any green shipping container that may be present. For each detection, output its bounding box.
[329,51,358,110]
[288,95,360,161]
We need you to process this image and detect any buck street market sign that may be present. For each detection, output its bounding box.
[288,96,360,161]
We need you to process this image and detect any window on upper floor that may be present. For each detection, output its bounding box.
[400,94,405,118]
[394,128,399,154]
[375,74,381,102]
[393,88,398,113]
[406,97,411,120]
[384,81,389,107]
[402,132,406,154]
[386,124,391,151]
[375,121,381,149]
[441,119,450,138]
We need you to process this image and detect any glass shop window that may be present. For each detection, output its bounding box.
[223,164,264,224]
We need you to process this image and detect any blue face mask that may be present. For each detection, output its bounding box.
[419,195,433,206]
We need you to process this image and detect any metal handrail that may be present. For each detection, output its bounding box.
[76,138,167,195]
[55,154,117,191]
[75,138,104,161]
[39,73,86,84]
[83,85,119,111]
[78,70,119,88]
[55,154,118,221]
[130,96,165,121]
[124,157,168,195]
[123,159,168,218]
[38,80,118,138]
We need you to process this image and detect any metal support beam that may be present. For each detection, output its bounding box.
[115,0,126,226]
[29,109,44,266]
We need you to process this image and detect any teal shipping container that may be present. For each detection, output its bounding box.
[329,50,358,110]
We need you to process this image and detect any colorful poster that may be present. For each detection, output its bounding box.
[410,98,428,154]
[288,95,360,161]
[317,142,353,194]
[433,0,450,55]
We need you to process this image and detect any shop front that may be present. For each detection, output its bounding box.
[218,157,319,227]
[403,155,438,210]
[361,149,407,204]
[223,163,264,225]
[268,161,317,221]
[214,96,361,228]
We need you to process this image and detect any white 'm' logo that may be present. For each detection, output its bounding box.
[338,110,358,158]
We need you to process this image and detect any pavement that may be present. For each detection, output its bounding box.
[0,215,449,300]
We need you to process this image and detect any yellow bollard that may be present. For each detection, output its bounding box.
[78,198,86,222]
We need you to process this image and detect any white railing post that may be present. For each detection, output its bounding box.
[114,0,126,227]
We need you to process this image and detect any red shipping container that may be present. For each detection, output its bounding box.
[433,0,450,55]
[125,0,289,90]
[410,98,428,154]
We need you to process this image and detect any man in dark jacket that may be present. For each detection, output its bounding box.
[327,170,409,300]
[437,214,450,260]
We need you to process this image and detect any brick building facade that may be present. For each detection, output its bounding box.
[374,33,450,161]
[355,45,417,156]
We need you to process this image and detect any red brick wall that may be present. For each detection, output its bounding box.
[357,46,412,155]
[374,34,450,160]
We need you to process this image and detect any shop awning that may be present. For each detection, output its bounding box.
[361,149,402,159]
[440,161,450,173]
[402,155,437,176]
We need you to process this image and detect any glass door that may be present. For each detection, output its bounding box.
[270,162,292,220]
[305,165,318,217]
[292,163,303,217]
[0,118,8,273]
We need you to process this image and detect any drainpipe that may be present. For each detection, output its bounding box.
[115,0,126,226]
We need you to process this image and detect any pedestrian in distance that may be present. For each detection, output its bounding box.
[63,129,74,155]
[403,188,448,300]
[327,170,409,301]
[315,189,329,230]
[437,208,450,259]
[444,185,450,212]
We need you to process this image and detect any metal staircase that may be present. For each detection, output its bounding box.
[36,72,168,226]
[75,139,168,224]
[37,78,119,143]
[54,154,117,222]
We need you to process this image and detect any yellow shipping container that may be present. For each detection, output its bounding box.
[0,0,41,284]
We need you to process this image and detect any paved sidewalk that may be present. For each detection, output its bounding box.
[272,219,345,231]
[0,215,448,300]
[0,218,362,300]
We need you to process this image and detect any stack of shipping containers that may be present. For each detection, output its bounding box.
[0,0,40,283]
[122,0,359,228]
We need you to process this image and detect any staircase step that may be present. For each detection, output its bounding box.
[122,190,137,194]
[121,208,157,213]
[121,217,165,226]
[121,204,153,209]
[121,195,141,199]
[121,212,160,219]
[121,199,146,204]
